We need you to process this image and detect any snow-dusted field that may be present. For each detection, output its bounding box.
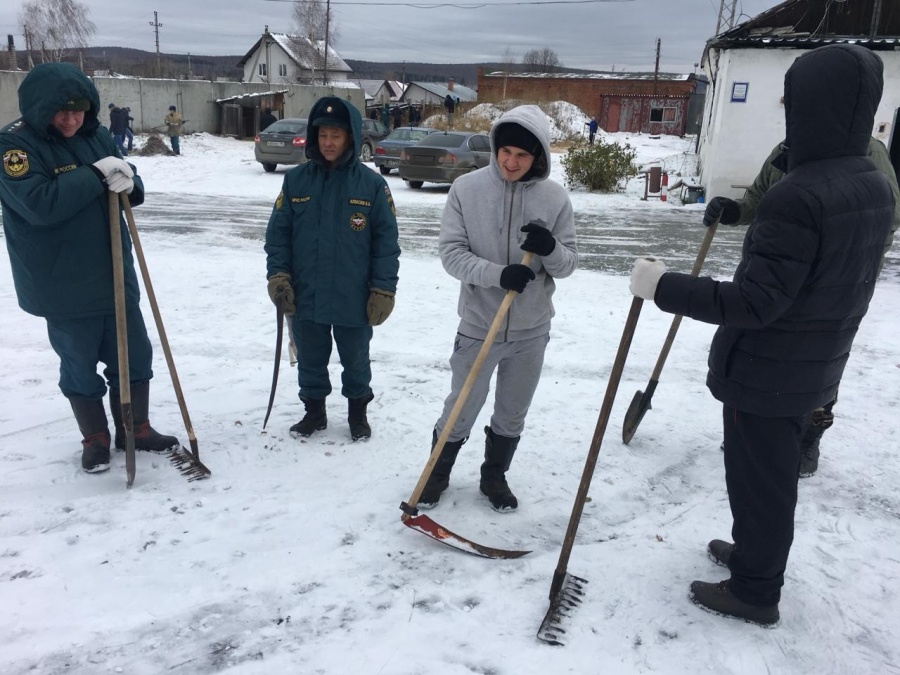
[1,120,898,674]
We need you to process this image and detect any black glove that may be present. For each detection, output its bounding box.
[520,222,556,256]
[500,264,536,293]
[703,196,740,227]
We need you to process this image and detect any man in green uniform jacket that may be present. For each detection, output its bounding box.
[265,96,400,442]
[0,63,178,474]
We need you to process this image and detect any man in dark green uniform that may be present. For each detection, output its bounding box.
[0,63,179,474]
[265,97,400,441]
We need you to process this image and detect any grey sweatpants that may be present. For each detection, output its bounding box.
[435,332,549,441]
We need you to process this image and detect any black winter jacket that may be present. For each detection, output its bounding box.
[655,45,894,417]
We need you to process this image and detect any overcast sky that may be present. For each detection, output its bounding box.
[1,0,777,73]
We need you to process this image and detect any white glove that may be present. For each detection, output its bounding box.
[92,157,134,194]
[629,257,667,300]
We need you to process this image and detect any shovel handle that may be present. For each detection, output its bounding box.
[403,251,534,512]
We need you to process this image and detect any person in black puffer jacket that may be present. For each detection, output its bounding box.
[628,44,894,626]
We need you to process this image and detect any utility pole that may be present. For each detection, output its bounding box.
[322,0,331,85]
[149,11,162,77]
[187,52,192,79]
[653,37,660,95]
[715,0,738,35]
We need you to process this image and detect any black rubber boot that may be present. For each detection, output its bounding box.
[799,408,832,477]
[689,580,779,627]
[290,397,327,437]
[348,393,375,441]
[110,381,180,452]
[418,430,467,510]
[70,396,111,473]
[479,426,520,512]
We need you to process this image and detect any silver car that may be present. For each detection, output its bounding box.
[398,131,492,188]
[254,118,309,172]
[373,127,439,175]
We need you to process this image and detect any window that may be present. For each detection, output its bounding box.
[258,63,267,77]
[278,64,287,77]
[650,107,677,123]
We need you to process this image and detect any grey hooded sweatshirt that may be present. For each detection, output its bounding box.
[438,105,578,342]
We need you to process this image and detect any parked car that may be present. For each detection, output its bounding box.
[359,118,390,162]
[254,118,308,172]
[373,127,440,175]
[398,131,492,188]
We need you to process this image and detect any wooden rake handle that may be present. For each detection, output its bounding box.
[403,251,534,512]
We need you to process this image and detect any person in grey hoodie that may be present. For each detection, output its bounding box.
[419,104,578,512]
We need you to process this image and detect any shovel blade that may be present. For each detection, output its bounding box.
[402,513,530,560]
[622,388,652,445]
[537,573,589,646]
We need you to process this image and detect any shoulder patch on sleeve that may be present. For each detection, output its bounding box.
[274,190,283,210]
[3,149,29,178]
[384,184,396,216]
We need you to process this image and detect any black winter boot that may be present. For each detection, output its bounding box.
[689,579,779,627]
[707,539,733,568]
[348,393,375,441]
[70,396,111,473]
[479,426,520,512]
[798,408,831,477]
[290,397,327,437]
[110,381,180,452]
[418,430,467,510]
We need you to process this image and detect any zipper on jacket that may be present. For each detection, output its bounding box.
[503,182,518,342]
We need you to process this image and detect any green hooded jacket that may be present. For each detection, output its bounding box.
[264,97,400,326]
[0,62,145,318]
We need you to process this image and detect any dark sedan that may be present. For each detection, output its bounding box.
[360,118,390,162]
[373,126,439,175]
[254,118,308,172]
[398,131,492,188]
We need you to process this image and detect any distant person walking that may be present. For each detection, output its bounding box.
[260,107,277,131]
[588,117,598,145]
[123,107,134,152]
[444,94,456,129]
[108,103,128,156]
[164,105,183,156]
[391,105,403,130]
[381,102,390,128]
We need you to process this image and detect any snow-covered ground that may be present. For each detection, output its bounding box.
[1,119,898,674]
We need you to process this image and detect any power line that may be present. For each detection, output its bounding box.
[264,0,634,6]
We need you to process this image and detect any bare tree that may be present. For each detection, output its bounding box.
[290,0,339,83]
[521,47,562,73]
[18,0,95,63]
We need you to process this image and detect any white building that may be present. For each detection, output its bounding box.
[698,0,900,200]
[237,28,353,85]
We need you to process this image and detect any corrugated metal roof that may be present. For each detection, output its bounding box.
[483,70,692,82]
[403,81,478,102]
[236,32,351,73]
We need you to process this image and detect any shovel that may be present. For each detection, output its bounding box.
[537,296,643,645]
[109,192,137,487]
[621,222,718,444]
[399,252,534,560]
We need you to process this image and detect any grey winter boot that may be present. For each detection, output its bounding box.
[707,539,733,568]
[479,426,520,512]
[348,393,375,441]
[70,396,111,473]
[689,580,779,627]
[418,430,467,510]
[290,396,327,438]
[110,381,180,452]
[799,408,833,477]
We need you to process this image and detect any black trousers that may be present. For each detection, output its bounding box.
[722,405,811,606]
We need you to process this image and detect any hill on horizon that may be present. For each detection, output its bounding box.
[6,47,594,86]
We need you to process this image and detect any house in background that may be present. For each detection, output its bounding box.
[402,79,477,108]
[477,69,703,137]
[698,0,900,200]
[237,27,352,85]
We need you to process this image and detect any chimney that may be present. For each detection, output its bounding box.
[7,34,18,71]
[448,78,455,92]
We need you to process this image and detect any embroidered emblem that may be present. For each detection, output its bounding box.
[274,191,283,210]
[3,149,28,178]
[348,198,371,207]
[291,196,311,203]
[54,163,78,174]
[349,212,367,231]
[384,184,396,216]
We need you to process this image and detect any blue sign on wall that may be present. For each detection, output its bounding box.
[731,82,749,103]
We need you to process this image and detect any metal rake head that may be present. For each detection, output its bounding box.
[167,445,211,482]
[536,573,588,646]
